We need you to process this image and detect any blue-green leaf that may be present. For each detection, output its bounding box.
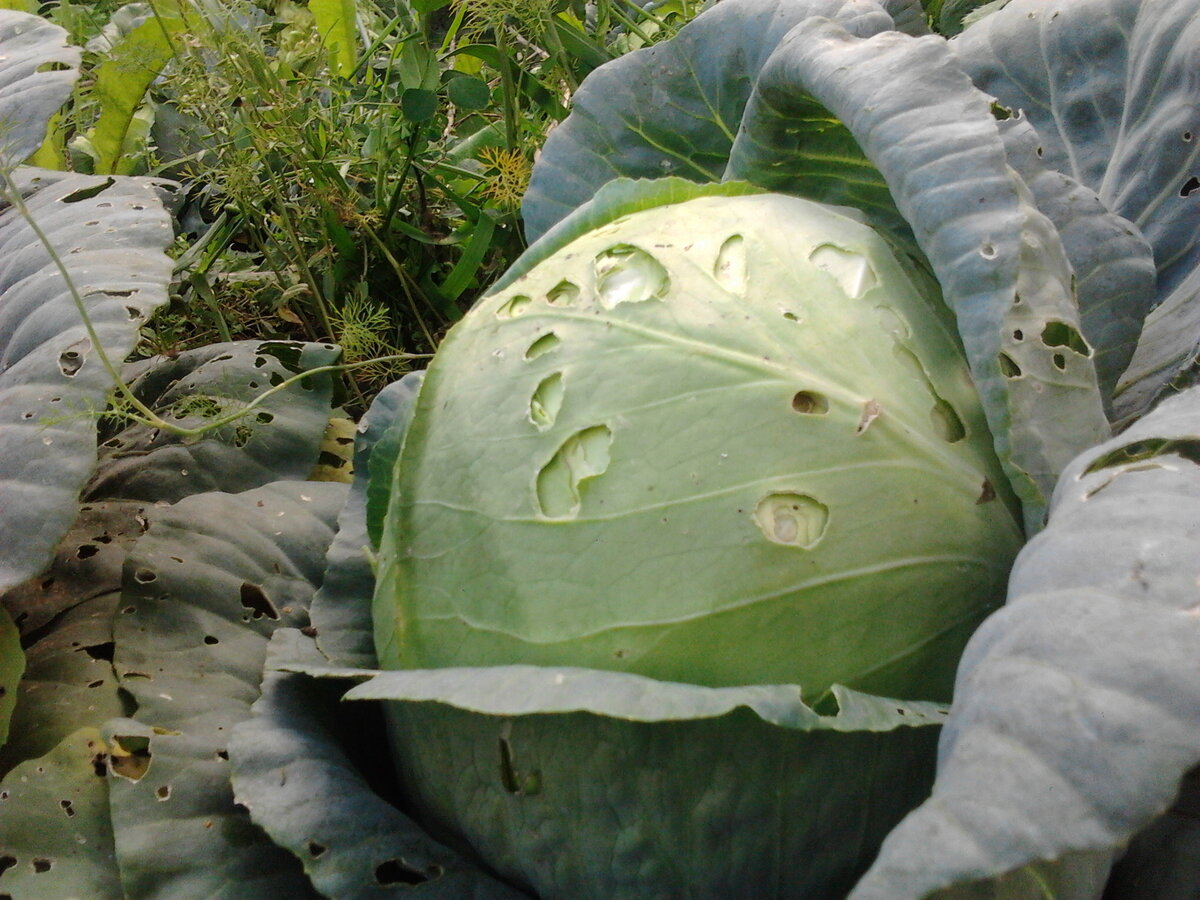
[228,630,533,899]
[952,0,1200,421]
[0,10,80,167]
[312,372,424,667]
[0,168,175,592]
[849,383,1200,899]
[85,341,341,504]
[106,482,344,900]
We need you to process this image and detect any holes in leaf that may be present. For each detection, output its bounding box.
[1012,329,1024,341]
[133,568,157,584]
[109,735,152,781]
[155,785,171,801]
[545,280,579,306]
[529,372,564,430]
[58,340,90,377]
[60,179,114,203]
[714,234,747,294]
[496,294,533,318]
[60,799,75,817]
[594,244,669,308]
[808,244,876,298]
[989,101,1013,120]
[1083,438,1200,475]
[32,858,51,874]
[375,859,444,886]
[240,582,279,620]
[791,391,829,415]
[307,841,327,858]
[1181,176,1200,198]
[1053,353,1067,370]
[977,480,997,504]
[782,311,800,322]
[203,635,219,646]
[536,425,613,519]
[930,399,966,443]
[753,492,828,549]
[0,856,14,876]
[524,332,561,360]
[1040,321,1091,356]
[81,641,114,662]
[76,543,99,559]
[998,353,1022,378]
[979,242,998,260]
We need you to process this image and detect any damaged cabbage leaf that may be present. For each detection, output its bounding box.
[849,382,1200,898]
[106,482,343,900]
[229,629,533,899]
[951,0,1200,421]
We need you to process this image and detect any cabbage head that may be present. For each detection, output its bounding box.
[375,187,1024,704]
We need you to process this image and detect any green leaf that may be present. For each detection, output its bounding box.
[310,0,358,77]
[377,191,1022,702]
[313,372,425,667]
[228,630,534,899]
[0,603,20,749]
[400,87,438,122]
[0,10,80,167]
[0,728,123,899]
[445,73,491,110]
[0,593,126,778]
[320,662,946,900]
[849,383,1200,899]
[364,374,425,553]
[106,482,345,900]
[437,211,493,301]
[0,168,175,593]
[84,341,341,504]
[523,0,1113,527]
[86,5,186,175]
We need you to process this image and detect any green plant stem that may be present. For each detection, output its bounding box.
[361,223,439,348]
[495,30,520,149]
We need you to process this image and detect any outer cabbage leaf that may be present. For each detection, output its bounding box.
[0,10,80,166]
[312,371,424,667]
[328,663,946,900]
[0,166,175,591]
[952,0,1200,421]
[0,592,126,777]
[522,0,895,241]
[0,727,123,900]
[228,629,534,900]
[84,341,341,503]
[106,482,343,900]
[849,382,1200,899]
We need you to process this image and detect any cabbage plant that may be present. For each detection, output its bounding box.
[4,0,1200,899]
